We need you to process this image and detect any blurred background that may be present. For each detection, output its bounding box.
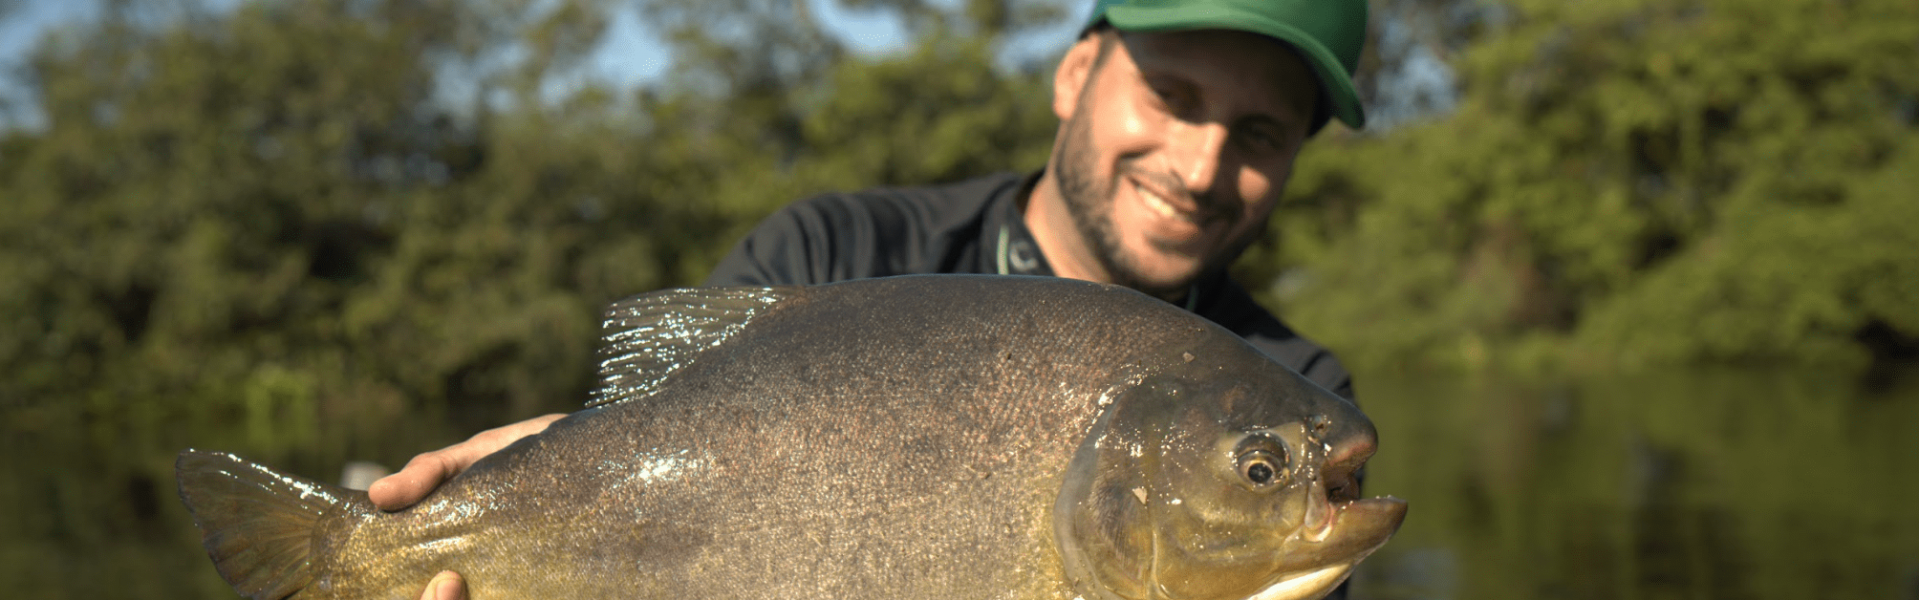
[1,0,1915,598]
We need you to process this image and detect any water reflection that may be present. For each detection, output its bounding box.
[1,368,1914,599]
[1347,368,1919,600]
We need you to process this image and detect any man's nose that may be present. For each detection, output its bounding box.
[1168,120,1230,194]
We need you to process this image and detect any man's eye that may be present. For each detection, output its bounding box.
[1149,83,1193,115]
[1237,126,1282,153]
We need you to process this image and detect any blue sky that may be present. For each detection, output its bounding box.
[586,1,918,91]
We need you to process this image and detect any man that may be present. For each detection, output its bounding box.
[383,0,1370,597]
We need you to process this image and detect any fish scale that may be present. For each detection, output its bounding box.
[178,275,1404,600]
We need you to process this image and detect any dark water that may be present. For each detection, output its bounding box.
[1347,368,1919,600]
[4,368,1916,599]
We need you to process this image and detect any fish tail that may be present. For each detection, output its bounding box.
[176,449,347,600]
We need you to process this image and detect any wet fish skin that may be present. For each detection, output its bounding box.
[178,275,1405,600]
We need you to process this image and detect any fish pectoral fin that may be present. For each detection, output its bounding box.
[175,449,348,600]
[590,286,796,408]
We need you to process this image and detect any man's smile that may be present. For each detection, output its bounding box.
[1135,178,1197,222]
[1129,175,1222,247]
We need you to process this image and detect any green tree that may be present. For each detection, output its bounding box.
[1243,0,1919,372]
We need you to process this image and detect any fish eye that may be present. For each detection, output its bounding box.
[1236,448,1289,488]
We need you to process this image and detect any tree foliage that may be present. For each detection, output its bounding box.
[1245,0,1919,372]
[0,0,1909,453]
[0,0,1061,426]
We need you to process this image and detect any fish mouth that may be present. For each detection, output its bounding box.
[1298,495,1407,552]
[1254,496,1406,600]
[1242,563,1355,600]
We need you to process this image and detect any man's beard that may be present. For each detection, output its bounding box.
[1054,110,1253,301]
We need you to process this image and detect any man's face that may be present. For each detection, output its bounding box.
[1050,29,1321,298]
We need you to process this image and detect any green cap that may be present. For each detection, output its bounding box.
[1087,0,1369,129]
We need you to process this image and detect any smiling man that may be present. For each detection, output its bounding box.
[1040,27,1327,304]
[381,1,1372,598]
[695,2,1363,399]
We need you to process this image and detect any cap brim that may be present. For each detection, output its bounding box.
[1103,4,1365,129]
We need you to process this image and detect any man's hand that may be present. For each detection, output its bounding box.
[367,413,567,511]
[421,571,465,600]
[379,414,566,600]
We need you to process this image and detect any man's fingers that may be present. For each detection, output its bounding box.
[470,413,568,450]
[421,571,464,600]
[368,451,456,511]
[367,413,568,512]
[389,416,566,600]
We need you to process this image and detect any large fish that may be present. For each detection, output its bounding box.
[178,275,1405,600]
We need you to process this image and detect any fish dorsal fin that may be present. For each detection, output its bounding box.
[589,285,793,408]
